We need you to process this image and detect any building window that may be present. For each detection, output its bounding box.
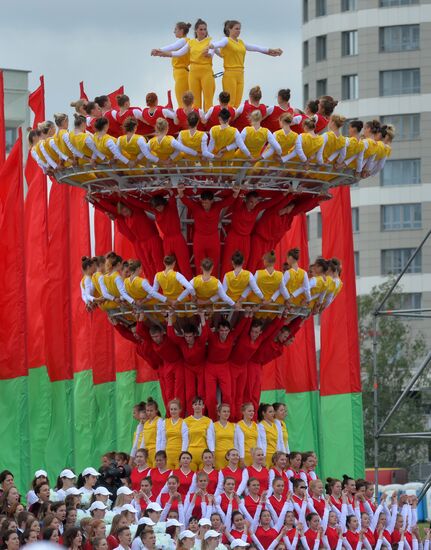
[381,159,421,186]
[303,41,309,67]
[317,212,322,238]
[380,114,420,140]
[341,0,357,10]
[381,248,421,275]
[351,207,359,232]
[6,127,18,155]
[303,0,309,22]
[342,74,359,100]
[354,251,360,276]
[316,0,326,16]
[303,83,309,103]
[395,293,422,310]
[342,30,358,56]
[316,35,327,61]
[380,0,418,6]
[380,69,420,96]
[380,25,420,52]
[381,204,422,230]
[316,79,327,97]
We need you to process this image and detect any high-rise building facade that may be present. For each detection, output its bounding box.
[2,68,30,155]
[302,0,431,340]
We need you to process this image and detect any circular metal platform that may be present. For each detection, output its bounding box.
[55,159,359,198]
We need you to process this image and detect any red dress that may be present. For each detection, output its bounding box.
[245,465,269,493]
[218,492,240,514]
[269,494,285,517]
[171,468,194,498]
[130,466,151,491]
[255,526,280,549]
[206,105,236,129]
[150,467,171,498]
[345,531,360,550]
[220,466,243,491]
[229,530,252,544]
[311,496,326,518]
[262,104,294,133]
[233,101,267,132]
[242,494,262,517]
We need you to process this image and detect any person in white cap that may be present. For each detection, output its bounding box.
[177,530,196,550]
[113,486,140,516]
[89,501,108,520]
[79,467,101,507]
[26,470,49,506]
[202,530,223,550]
[55,469,76,501]
[165,518,184,548]
[120,503,139,525]
[230,540,249,549]
[132,518,156,550]
[194,518,213,550]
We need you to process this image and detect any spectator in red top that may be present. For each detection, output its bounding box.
[177,183,240,275]
[130,449,150,492]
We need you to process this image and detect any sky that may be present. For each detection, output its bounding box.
[0,0,302,117]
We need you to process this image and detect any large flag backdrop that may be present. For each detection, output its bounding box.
[0,79,364,490]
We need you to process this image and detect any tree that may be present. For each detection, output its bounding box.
[358,280,428,469]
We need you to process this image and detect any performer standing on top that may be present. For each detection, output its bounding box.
[151,22,192,107]
[155,19,215,111]
[208,20,283,108]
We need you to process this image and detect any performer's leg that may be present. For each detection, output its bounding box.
[174,362,186,411]
[247,361,261,415]
[217,363,232,408]
[164,234,192,280]
[201,67,216,112]
[188,67,203,109]
[205,362,219,420]
[173,68,189,107]
[234,71,245,108]
[184,366,197,416]
[222,70,238,106]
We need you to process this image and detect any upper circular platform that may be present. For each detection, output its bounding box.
[55,159,359,198]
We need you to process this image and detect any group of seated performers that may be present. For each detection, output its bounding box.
[28,83,394,181]
[80,245,342,420]
[1,398,423,550]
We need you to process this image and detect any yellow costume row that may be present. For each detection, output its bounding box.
[30,113,393,182]
[131,408,289,470]
[81,253,343,316]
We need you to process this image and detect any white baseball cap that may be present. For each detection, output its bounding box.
[179,530,196,541]
[146,502,163,512]
[60,469,76,479]
[94,487,112,496]
[89,501,107,512]
[166,519,183,528]
[65,488,83,496]
[120,504,137,514]
[231,541,250,548]
[82,467,100,477]
[204,530,221,541]
[117,487,134,496]
[138,518,156,526]
[198,518,212,527]
[35,470,48,478]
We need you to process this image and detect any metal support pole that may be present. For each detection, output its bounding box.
[376,350,431,436]
[372,314,379,496]
[417,472,431,503]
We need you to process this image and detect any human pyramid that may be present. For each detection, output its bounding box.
[27,16,396,424]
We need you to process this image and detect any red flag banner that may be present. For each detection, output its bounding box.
[29,76,45,128]
[25,77,48,369]
[0,71,6,166]
[108,86,124,111]
[42,182,73,381]
[320,187,361,395]
[79,81,89,101]
[0,130,27,378]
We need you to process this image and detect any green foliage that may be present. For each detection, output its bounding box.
[358,280,428,469]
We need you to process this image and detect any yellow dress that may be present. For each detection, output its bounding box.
[308,276,326,309]
[236,126,269,159]
[185,415,213,471]
[164,418,187,469]
[260,420,279,468]
[142,416,161,467]
[288,133,325,162]
[187,37,215,111]
[148,135,176,161]
[178,129,206,162]
[259,129,298,168]
[172,37,190,106]
[224,269,253,302]
[155,270,186,301]
[249,268,284,317]
[68,131,94,165]
[210,125,238,161]
[219,38,246,107]
[190,275,219,301]
[100,271,121,310]
[285,267,307,307]
[236,420,259,467]
[214,421,236,469]
[345,137,365,171]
